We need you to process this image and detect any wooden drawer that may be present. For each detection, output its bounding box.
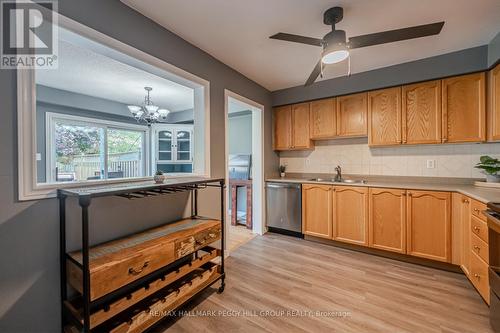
[67,218,221,301]
[65,247,220,329]
[470,252,490,304]
[471,232,489,264]
[471,215,489,243]
[175,225,221,258]
[471,199,487,222]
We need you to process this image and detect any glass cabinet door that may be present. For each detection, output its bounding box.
[157,130,173,161]
[176,130,192,161]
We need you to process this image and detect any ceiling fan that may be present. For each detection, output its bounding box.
[269,7,444,86]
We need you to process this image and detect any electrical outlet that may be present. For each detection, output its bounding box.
[426,159,436,169]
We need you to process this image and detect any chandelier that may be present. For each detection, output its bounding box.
[127,87,170,124]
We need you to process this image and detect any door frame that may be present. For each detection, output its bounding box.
[224,90,266,243]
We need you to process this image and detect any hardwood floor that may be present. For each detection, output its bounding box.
[228,224,256,253]
[153,233,493,333]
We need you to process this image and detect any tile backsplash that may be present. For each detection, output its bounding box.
[279,138,500,179]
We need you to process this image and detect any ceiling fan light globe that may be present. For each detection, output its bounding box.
[322,50,349,64]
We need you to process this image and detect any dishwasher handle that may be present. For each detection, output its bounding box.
[265,183,301,189]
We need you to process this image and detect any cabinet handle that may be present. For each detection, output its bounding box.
[474,273,481,279]
[473,245,480,251]
[128,261,150,275]
[463,199,469,204]
[474,208,480,213]
[473,226,480,232]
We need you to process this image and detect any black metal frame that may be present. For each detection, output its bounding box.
[58,178,225,332]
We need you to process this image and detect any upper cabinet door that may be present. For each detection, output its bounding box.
[336,92,368,137]
[273,105,292,150]
[310,98,336,139]
[442,73,486,143]
[333,186,369,246]
[368,87,402,146]
[291,102,311,149]
[488,64,500,141]
[402,80,442,144]
[406,190,451,263]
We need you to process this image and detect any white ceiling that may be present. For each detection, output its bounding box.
[36,40,194,112]
[122,0,500,91]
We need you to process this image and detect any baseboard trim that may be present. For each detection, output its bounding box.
[304,235,462,274]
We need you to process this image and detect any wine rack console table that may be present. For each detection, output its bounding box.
[58,177,225,332]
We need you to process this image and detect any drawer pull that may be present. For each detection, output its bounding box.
[474,273,481,279]
[474,208,480,213]
[463,199,469,204]
[128,261,149,275]
[473,245,480,251]
[473,226,480,232]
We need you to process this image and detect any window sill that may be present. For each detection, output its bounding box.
[21,174,207,201]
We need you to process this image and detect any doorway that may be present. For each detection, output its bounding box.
[224,90,265,253]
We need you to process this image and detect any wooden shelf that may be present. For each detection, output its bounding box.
[64,248,220,329]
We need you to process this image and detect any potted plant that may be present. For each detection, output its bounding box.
[475,156,500,183]
[279,165,286,178]
[154,170,166,184]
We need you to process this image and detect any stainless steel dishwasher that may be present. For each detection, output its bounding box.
[265,182,302,237]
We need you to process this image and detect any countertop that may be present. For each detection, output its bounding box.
[266,175,500,204]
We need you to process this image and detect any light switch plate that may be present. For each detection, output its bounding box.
[426,159,436,169]
[36,153,42,161]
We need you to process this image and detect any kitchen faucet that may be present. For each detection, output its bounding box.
[334,165,342,182]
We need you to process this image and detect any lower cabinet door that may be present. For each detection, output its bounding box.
[302,184,332,239]
[407,190,451,262]
[368,188,406,254]
[333,186,369,245]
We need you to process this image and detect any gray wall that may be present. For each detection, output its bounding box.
[272,46,489,106]
[0,0,277,332]
[488,32,500,67]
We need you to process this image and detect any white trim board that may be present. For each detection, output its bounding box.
[17,4,211,200]
[224,89,266,241]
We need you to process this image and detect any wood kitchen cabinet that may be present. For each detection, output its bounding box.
[302,184,332,239]
[273,103,312,150]
[310,98,336,139]
[368,87,402,146]
[442,72,485,143]
[291,103,312,149]
[336,92,368,137]
[333,186,368,246]
[273,105,291,150]
[406,190,451,262]
[368,188,406,254]
[402,80,442,144]
[488,64,500,141]
[453,194,471,275]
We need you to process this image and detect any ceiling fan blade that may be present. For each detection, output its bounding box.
[305,60,322,86]
[270,33,323,47]
[348,22,444,49]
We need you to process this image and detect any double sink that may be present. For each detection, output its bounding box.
[307,178,367,184]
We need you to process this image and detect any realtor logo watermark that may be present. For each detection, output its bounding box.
[1,0,58,69]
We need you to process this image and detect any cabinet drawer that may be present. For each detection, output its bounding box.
[471,199,487,222]
[471,215,488,243]
[471,232,489,264]
[67,218,221,301]
[470,252,490,304]
[175,225,221,258]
